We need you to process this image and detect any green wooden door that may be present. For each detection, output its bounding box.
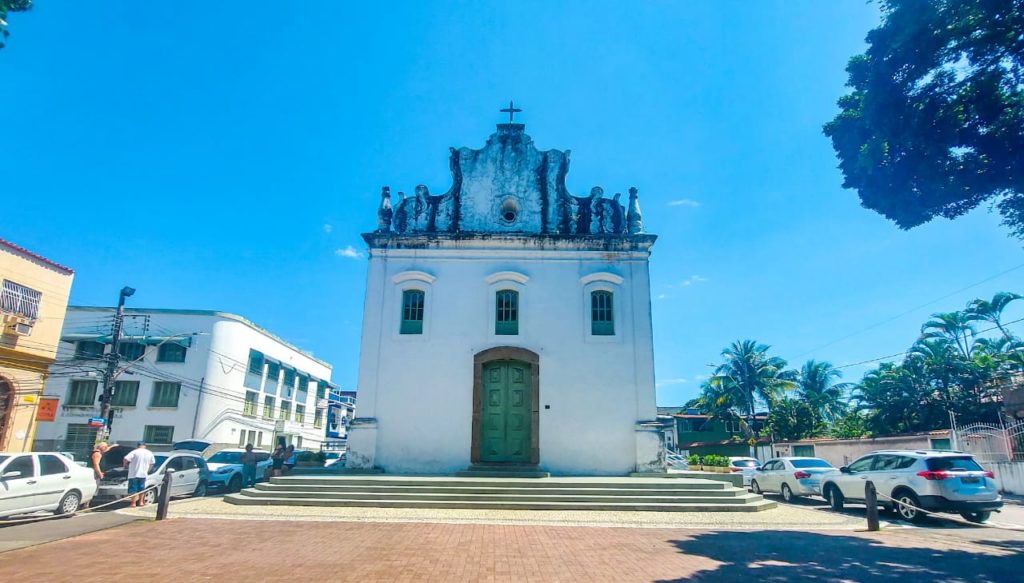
[480,360,531,463]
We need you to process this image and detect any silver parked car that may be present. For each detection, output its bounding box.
[820,450,1002,523]
[95,447,210,505]
[0,452,98,518]
[750,457,837,502]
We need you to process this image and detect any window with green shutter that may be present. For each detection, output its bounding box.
[263,396,275,419]
[279,401,291,421]
[247,349,264,375]
[314,408,324,428]
[283,367,296,387]
[157,343,187,363]
[400,290,425,334]
[118,342,146,361]
[295,404,305,424]
[316,381,327,401]
[74,341,105,360]
[66,380,98,407]
[266,360,281,383]
[143,425,174,445]
[297,373,309,393]
[591,291,614,336]
[243,391,258,417]
[495,290,519,335]
[111,381,139,407]
[150,382,181,408]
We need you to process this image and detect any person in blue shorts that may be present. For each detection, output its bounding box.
[123,442,155,507]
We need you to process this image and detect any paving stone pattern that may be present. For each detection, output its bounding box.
[1,518,1022,582]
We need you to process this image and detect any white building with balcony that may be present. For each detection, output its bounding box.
[34,307,335,459]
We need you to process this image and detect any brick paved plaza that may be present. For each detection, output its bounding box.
[2,517,1022,582]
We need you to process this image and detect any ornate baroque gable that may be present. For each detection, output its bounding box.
[375,123,645,237]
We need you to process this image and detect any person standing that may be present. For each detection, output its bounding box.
[82,442,111,509]
[123,442,155,507]
[283,445,296,475]
[240,444,258,489]
[271,437,287,477]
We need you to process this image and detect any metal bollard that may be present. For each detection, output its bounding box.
[156,471,173,521]
[865,480,880,532]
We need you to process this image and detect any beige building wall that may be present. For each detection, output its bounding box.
[0,239,74,452]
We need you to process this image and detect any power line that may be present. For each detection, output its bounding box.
[793,264,1024,359]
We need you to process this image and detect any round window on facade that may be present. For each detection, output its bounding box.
[500,197,519,223]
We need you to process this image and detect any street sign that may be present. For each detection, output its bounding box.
[88,417,107,428]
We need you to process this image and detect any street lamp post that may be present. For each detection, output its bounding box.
[99,286,134,440]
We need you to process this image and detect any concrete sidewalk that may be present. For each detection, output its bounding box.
[0,517,1021,582]
[0,511,141,554]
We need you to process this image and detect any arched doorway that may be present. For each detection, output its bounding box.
[0,377,13,450]
[471,347,540,465]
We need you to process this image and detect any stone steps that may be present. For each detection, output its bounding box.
[250,484,747,498]
[223,475,776,512]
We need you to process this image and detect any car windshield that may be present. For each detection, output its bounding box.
[208,451,244,464]
[150,455,168,474]
[791,459,833,469]
[731,460,758,468]
[927,457,983,472]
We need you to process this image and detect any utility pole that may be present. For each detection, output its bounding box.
[99,286,135,441]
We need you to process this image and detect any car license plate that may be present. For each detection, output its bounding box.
[961,476,980,484]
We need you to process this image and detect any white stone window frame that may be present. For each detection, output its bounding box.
[580,272,624,344]
[392,271,436,341]
[485,271,529,340]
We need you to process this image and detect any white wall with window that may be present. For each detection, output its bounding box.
[350,237,657,475]
[35,307,335,459]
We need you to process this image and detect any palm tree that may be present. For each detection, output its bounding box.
[710,340,797,429]
[967,292,1022,339]
[921,311,976,358]
[798,360,852,424]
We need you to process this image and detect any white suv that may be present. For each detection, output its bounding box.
[821,450,1002,523]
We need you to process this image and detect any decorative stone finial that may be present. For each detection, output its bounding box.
[626,187,643,234]
[377,186,393,232]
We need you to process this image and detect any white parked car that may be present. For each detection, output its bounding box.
[95,447,210,505]
[206,448,273,492]
[821,450,1002,523]
[728,457,760,486]
[0,452,97,518]
[750,457,838,502]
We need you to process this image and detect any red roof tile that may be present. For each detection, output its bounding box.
[0,237,74,274]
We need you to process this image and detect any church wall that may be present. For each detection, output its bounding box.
[353,243,657,475]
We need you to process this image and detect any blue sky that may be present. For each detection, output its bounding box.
[3,2,1022,405]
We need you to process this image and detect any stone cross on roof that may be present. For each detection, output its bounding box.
[499,100,522,124]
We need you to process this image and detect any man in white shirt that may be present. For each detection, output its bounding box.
[123,442,155,507]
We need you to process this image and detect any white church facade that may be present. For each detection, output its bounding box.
[346,117,663,476]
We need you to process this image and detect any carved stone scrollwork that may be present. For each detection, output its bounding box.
[626,187,643,234]
[376,186,393,232]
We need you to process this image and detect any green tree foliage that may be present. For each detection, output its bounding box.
[855,292,1023,434]
[830,411,870,439]
[823,0,1024,239]
[798,360,852,424]
[767,397,823,441]
[0,0,32,50]
[706,340,797,429]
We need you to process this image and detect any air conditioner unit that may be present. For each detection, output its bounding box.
[8,322,33,336]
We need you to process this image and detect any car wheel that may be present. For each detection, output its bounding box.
[229,475,243,493]
[750,480,762,495]
[826,485,844,511]
[959,510,992,524]
[55,490,82,516]
[781,483,795,503]
[142,488,158,506]
[894,490,925,523]
[194,481,208,497]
